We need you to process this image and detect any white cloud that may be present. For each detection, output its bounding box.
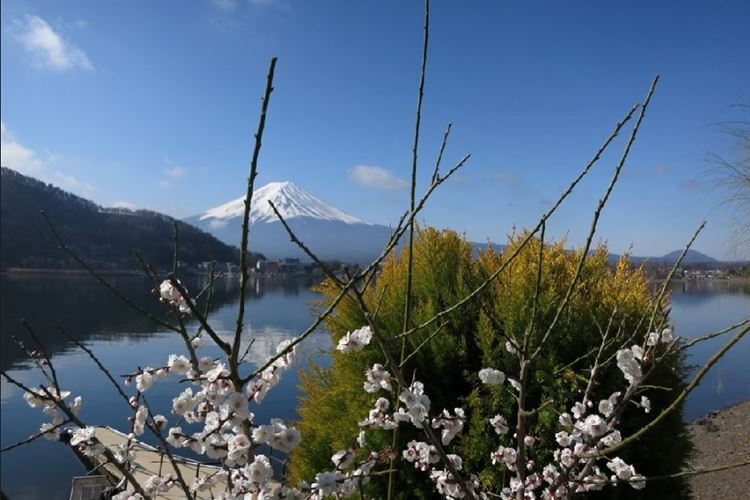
[348,165,406,190]
[1,121,96,197]
[484,170,520,183]
[164,166,188,178]
[248,0,290,10]
[210,0,239,11]
[51,171,96,195]
[111,201,136,209]
[17,15,93,71]
[1,121,45,174]
[158,180,172,189]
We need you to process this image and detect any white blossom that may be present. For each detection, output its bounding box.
[607,457,638,482]
[133,405,148,436]
[135,370,154,392]
[159,280,190,314]
[431,408,465,445]
[398,381,431,428]
[490,445,517,471]
[205,361,227,383]
[227,433,251,464]
[167,354,190,375]
[70,427,96,446]
[558,412,573,427]
[600,429,622,447]
[583,414,609,437]
[571,401,587,420]
[336,326,373,353]
[331,449,355,469]
[247,455,273,486]
[640,395,651,413]
[143,474,173,495]
[360,397,398,430]
[616,348,642,385]
[598,398,614,418]
[490,414,509,435]
[505,340,519,354]
[403,440,440,471]
[632,344,644,361]
[478,368,506,385]
[661,327,674,343]
[166,426,187,448]
[312,471,343,496]
[555,430,572,447]
[252,419,301,453]
[363,363,392,393]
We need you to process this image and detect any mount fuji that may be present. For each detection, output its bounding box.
[185,182,394,263]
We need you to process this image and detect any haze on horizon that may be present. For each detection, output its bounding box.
[1,0,748,260]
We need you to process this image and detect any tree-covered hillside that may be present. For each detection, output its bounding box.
[0,167,261,271]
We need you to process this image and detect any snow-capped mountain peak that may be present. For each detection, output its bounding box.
[198,181,366,225]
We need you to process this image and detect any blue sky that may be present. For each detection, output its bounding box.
[2,0,749,259]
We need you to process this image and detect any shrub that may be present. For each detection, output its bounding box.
[289,227,692,498]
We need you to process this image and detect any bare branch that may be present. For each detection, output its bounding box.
[234,56,278,361]
[40,210,180,333]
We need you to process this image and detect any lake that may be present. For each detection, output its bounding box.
[1,274,748,498]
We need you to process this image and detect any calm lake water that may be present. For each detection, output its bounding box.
[1,274,748,498]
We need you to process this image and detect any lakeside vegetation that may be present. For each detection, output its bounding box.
[290,228,693,498]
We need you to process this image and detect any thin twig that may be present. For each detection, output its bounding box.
[399,321,448,367]
[57,327,131,405]
[394,101,641,341]
[234,57,278,360]
[681,316,750,349]
[22,320,61,391]
[531,76,660,362]
[0,420,70,453]
[431,123,452,184]
[172,220,180,277]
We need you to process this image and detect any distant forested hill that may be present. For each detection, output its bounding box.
[0,167,259,271]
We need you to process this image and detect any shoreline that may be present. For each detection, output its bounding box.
[687,399,750,499]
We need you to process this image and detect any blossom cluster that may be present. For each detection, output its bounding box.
[158,279,191,314]
[336,326,374,353]
[23,387,80,441]
[247,338,297,403]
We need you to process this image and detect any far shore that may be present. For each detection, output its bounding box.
[651,276,750,284]
[2,267,144,276]
[0,267,321,278]
[4,267,750,280]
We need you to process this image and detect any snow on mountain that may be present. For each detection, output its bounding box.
[186,181,392,263]
[198,181,366,225]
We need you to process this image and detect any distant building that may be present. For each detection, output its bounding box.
[279,258,301,273]
[265,261,280,274]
